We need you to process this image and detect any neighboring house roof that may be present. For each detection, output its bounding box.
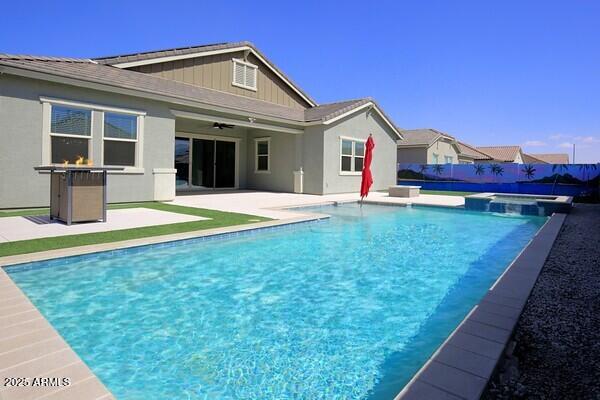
[529,153,570,164]
[0,52,402,138]
[522,153,548,164]
[93,41,317,107]
[397,128,454,147]
[456,141,492,160]
[475,146,523,162]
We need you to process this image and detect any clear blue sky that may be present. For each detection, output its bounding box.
[2,0,599,162]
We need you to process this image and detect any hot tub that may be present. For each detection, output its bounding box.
[465,192,573,216]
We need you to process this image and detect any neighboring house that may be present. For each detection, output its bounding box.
[528,153,570,164]
[455,141,492,164]
[521,153,548,164]
[396,129,461,164]
[0,42,402,208]
[474,146,524,164]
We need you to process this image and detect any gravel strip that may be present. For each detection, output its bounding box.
[484,204,600,400]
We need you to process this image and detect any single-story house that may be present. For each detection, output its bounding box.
[473,146,524,164]
[0,42,402,208]
[396,129,462,164]
[455,141,492,164]
[527,153,570,164]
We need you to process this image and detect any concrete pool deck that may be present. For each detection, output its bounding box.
[172,190,465,219]
[0,208,208,243]
[0,267,115,400]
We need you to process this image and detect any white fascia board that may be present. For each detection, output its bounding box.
[110,46,317,107]
[39,96,146,115]
[171,109,304,135]
[322,102,403,139]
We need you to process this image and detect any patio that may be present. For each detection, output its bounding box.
[0,208,207,243]
[172,190,465,219]
[0,191,465,244]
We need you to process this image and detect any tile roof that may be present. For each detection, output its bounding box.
[0,54,398,131]
[475,146,522,162]
[529,153,570,164]
[522,153,548,164]
[92,41,317,106]
[397,129,454,146]
[0,55,307,121]
[304,98,370,122]
[456,141,492,160]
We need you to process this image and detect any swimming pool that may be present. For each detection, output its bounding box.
[6,204,546,399]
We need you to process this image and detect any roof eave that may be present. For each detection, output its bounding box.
[0,63,308,126]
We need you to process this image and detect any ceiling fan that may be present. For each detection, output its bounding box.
[213,122,235,130]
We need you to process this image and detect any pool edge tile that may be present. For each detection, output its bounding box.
[395,212,567,400]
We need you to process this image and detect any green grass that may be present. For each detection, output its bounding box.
[0,202,269,257]
[420,190,478,197]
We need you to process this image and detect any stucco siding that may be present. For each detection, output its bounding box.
[130,52,310,110]
[0,74,175,208]
[245,130,299,193]
[300,125,325,195]
[427,139,459,164]
[321,109,397,194]
[397,147,428,164]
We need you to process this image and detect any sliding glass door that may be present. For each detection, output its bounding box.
[175,136,236,190]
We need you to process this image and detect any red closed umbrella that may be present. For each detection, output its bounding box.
[360,134,375,199]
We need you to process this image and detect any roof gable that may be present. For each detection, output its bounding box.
[397,128,454,147]
[475,146,523,162]
[93,42,317,107]
[529,153,570,164]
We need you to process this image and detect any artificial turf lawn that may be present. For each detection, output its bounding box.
[0,202,270,257]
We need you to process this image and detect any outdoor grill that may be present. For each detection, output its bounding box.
[34,166,123,225]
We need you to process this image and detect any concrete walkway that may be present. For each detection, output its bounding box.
[0,208,207,242]
[172,190,465,219]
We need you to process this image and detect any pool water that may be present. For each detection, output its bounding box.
[7,204,546,400]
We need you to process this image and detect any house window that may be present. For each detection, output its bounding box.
[340,137,366,174]
[232,59,258,91]
[255,137,270,173]
[432,153,439,164]
[103,112,138,166]
[50,105,92,164]
[444,155,453,164]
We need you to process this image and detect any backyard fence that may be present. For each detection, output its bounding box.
[397,162,600,197]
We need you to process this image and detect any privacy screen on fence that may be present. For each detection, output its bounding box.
[397,163,600,197]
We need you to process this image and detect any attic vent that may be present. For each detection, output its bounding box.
[232,58,257,91]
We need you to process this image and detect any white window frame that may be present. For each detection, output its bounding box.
[339,136,367,176]
[101,111,143,169]
[432,153,439,164]
[40,97,145,172]
[44,103,93,165]
[254,137,271,174]
[232,58,258,91]
[444,155,453,164]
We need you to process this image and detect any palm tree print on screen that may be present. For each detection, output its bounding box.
[489,164,504,182]
[432,164,444,177]
[419,164,429,180]
[522,164,536,180]
[551,164,569,194]
[473,164,485,181]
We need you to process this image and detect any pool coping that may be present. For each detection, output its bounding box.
[394,212,567,400]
